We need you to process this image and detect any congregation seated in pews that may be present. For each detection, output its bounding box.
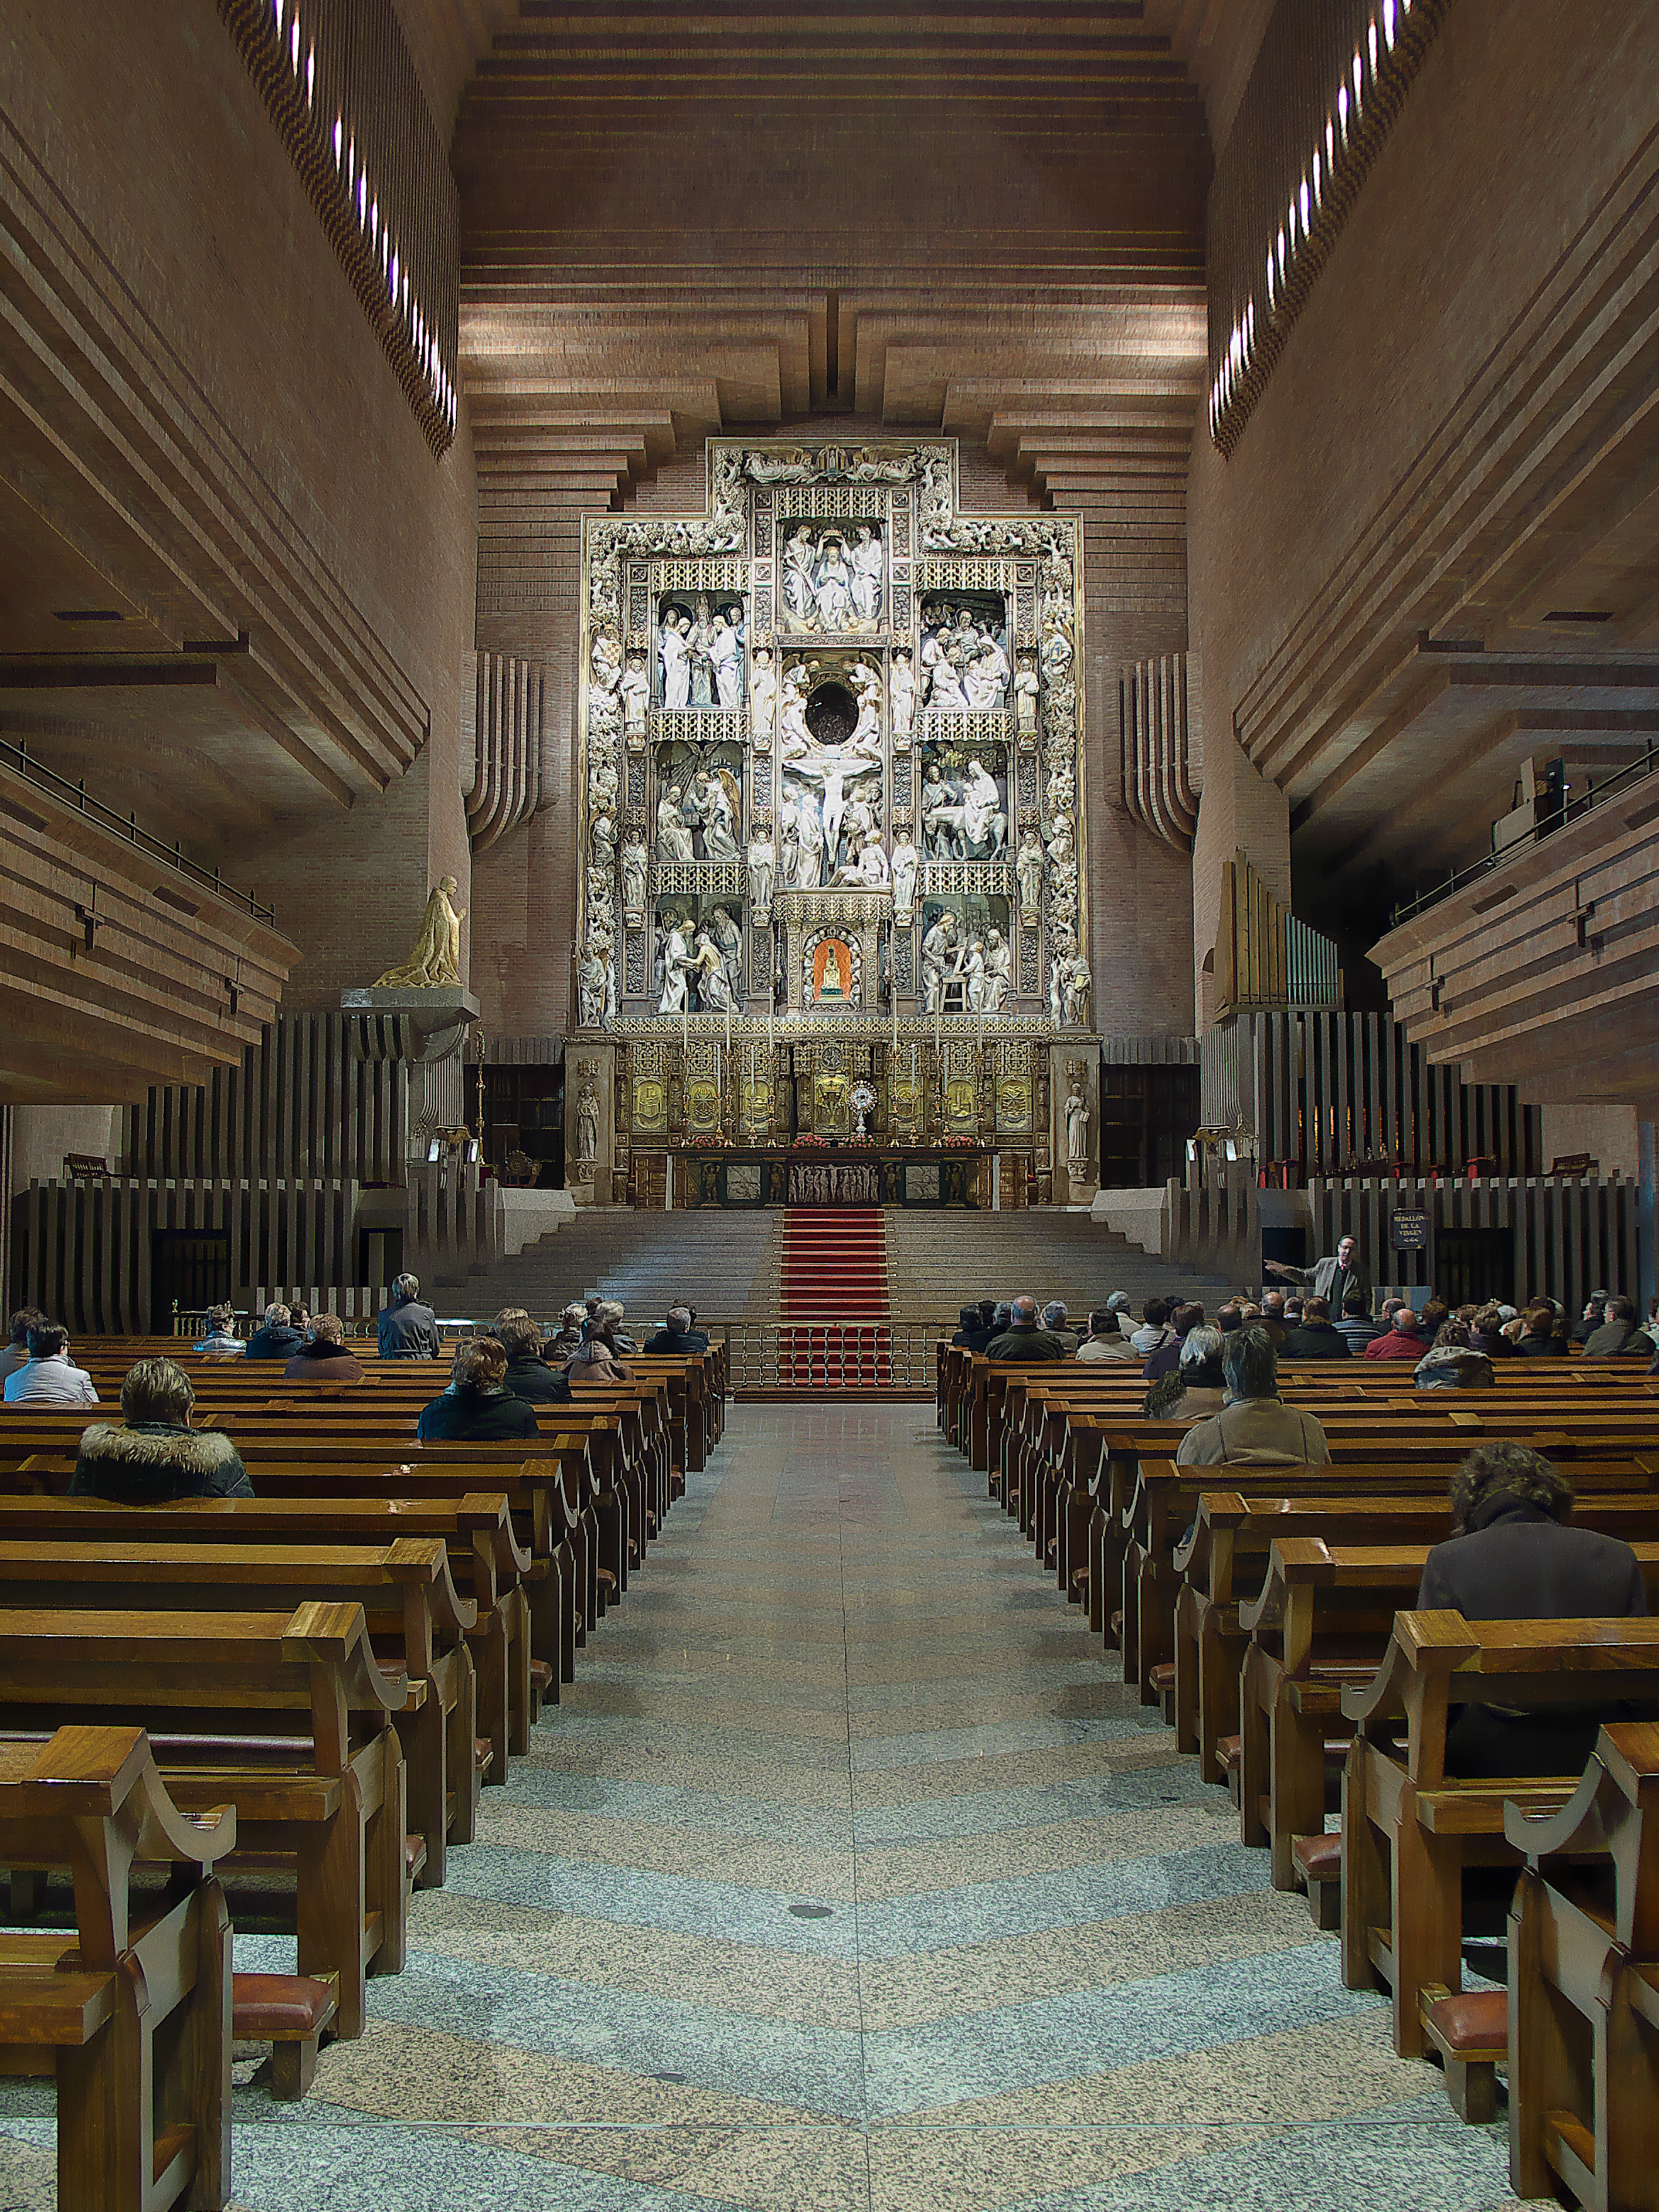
[935,1264,1659,2192]
[0,1285,725,2194]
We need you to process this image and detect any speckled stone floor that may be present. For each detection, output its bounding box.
[0,1404,1525,2210]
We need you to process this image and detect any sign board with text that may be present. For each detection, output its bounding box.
[1390,1210,1430,1253]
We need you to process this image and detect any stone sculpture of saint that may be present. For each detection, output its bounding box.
[690,932,736,1012]
[620,652,649,742]
[984,928,1012,1010]
[656,787,696,864]
[1064,954,1093,1031]
[660,613,691,709]
[374,875,465,988]
[576,1082,601,1168]
[576,947,609,1030]
[747,832,775,922]
[620,834,649,919]
[1014,649,1040,740]
[1066,1083,1091,1174]
[710,613,742,710]
[814,537,853,632]
[889,648,915,747]
[849,525,883,626]
[783,528,817,626]
[890,827,919,924]
[749,646,777,747]
[920,912,956,1013]
[1016,826,1044,924]
[962,759,1004,854]
[658,918,693,1015]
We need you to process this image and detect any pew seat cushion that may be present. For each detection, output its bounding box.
[1292,1831,1342,1884]
[1423,1989,1507,2059]
[233,1973,337,2042]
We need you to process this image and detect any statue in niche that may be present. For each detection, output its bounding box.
[620,834,649,920]
[374,876,465,989]
[747,831,775,922]
[965,634,1010,711]
[657,915,694,1014]
[576,1080,601,1168]
[708,905,744,996]
[778,798,800,890]
[849,525,884,626]
[656,786,696,864]
[783,526,817,626]
[1065,953,1093,1031]
[961,758,1007,855]
[984,927,1012,1011]
[1016,825,1044,925]
[891,825,919,925]
[688,929,736,1013]
[890,647,915,748]
[920,600,1010,711]
[710,605,744,710]
[777,661,813,758]
[920,911,957,1013]
[660,612,691,708]
[813,537,853,632]
[834,835,888,889]
[687,765,742,861]
[621,650,649,743]
[927,642,968,710]
[1015,648,1040,742]
[749,644,777,748]
[1065,1080,1092,1175]
[686,596,717,708]
[849,661,883,756]
[576,945,610,1031]
[792,784,824,888]
[961,932,988,1013]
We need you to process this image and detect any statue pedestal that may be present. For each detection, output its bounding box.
[340,988,480,1165]
[566,1040,619,1206]
[1051,1039,1100,1206]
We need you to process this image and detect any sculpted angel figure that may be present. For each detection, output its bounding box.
[696,766,743,861]
[656,786,696,864]
[778,664,812,758]
[849,666,883,756]
[374,874,465,988]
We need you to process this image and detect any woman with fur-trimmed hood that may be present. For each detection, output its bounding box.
[1412,1316,1495,1391]
[72,1357,252,1502]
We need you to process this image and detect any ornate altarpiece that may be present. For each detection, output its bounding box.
[571,440,1097,1202]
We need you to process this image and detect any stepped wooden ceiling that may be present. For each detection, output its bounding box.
[415,1,1266,527]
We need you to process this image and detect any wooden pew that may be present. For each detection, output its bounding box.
[0,1537,478,1888]
[1341,1611,1659,2059]
[0,1725,233,2211]
[1506,1721,1659,2203]
[0,1603,413,2040]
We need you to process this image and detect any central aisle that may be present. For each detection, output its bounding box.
[9,1405,1524,2211]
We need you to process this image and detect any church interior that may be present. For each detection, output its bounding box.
[1,1,1658,2206]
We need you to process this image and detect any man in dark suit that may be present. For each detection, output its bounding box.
[1418,1441,1647,1777]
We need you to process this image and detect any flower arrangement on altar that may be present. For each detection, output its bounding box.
[683,1134,727,1149]
[791,1133,831,1149]
[937,1134,978,1149]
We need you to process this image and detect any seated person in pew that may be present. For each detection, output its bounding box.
[1508,1299,1570,1356]
[192,1300,244,1358]
[1041,1301,1079,1353]
[1175,1325,1333,1468]
[983,1295,1067,1362]
[596,1298,638,1356]
[1363,1305,1429,1361]
[1143,1304,1205,1380]
[1582,1293,1652,1358]
[1335,1289,1384,1356]
[1412,1315,1495,1392]
[564,1319,634,1383]
[1418,1441,1648,1777]
[245,1300,305,1361]
[379,1270,442,1358]
[546,1300,588,1359]
[1129,1297,1174,1358]
[1142,1324,1226,1421]
[1076,1307,1139,1364]
[0,1306,48,1384]
[417,1335,540,1440]
[282,1310,363,1381]
[2,1322,99,1407]
[72,1356,253,1499]
[491,1310,573,1403]
[1466,1302,1515,1361]
[644,1302,709,1356]
[1281,1295,1353,1361]
[951,1301,988,1348]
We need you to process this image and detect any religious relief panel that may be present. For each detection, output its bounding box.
[576,437,1090,1040]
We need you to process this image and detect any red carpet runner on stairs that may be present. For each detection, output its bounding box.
[778,1207,891,1386]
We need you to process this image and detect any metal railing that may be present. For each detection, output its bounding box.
[2,734,276,922]
[1390,742,1659,927]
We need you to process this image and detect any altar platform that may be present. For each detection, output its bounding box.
[633,1146,1005,1209]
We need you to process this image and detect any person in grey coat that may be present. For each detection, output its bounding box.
[378,1273,441,1358]
[1265,1232,1367,1314]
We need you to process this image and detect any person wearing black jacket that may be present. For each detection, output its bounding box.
[490,1311,572,1403]
[1280,1297,1353,1360]
[950,1301,995,1351]
[245,1302,305,1361]
[1417,1441,1647,1777]
[644,1304,709,1355]
[416,1336,540,1441]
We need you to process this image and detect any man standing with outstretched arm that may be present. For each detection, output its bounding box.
[1265,1232,1368,1315]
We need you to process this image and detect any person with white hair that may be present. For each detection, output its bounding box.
[1039,1300,1078,1353]
[1076,1309,1137,1364]
[546,1302,588,1361]
[644,1305,709,1354]
[596,1300,637,1356]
